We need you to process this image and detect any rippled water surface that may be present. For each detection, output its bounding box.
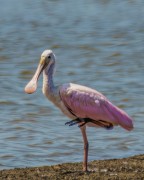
[0,0,144,170]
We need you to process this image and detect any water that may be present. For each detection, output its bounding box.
[0,0,144,170]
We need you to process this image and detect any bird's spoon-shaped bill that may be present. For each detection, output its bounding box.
[24,79,37,94]
[24,63,43,94]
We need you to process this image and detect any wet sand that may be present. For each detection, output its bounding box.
[0,154,143,180]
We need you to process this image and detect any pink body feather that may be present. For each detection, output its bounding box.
[25,50,134,172]
[60,83,133,131]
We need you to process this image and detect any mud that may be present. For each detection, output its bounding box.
[0,154,144,180]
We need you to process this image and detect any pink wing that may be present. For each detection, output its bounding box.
[60,83,133,131]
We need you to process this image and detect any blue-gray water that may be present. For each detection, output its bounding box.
[0,0,144,170]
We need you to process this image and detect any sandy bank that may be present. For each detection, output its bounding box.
[0,154,144,179]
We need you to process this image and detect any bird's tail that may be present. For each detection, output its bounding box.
[107,101,134,131]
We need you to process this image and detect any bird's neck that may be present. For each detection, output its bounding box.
[42,62,56,99]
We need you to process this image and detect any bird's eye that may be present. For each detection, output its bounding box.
[48,56,51,59]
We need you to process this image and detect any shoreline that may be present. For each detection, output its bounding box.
[0,154,144,179]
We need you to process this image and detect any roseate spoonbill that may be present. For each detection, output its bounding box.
[25,49,133,172]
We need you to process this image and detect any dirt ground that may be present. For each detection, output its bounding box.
[0,154,144,180]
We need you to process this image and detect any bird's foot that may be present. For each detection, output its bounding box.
[65,118,84,127]
[65,118,90,128]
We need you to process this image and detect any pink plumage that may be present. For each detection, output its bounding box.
[25,50,134,172]
[60,83,133,131]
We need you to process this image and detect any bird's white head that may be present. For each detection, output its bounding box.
[24,49,55,94]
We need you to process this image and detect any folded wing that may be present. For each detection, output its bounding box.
[60,83,133,131]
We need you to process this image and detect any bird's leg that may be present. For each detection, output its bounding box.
[65,118,84,126]
[78,118,90,128]
[80,126,89,172]
[66,118,89,171]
